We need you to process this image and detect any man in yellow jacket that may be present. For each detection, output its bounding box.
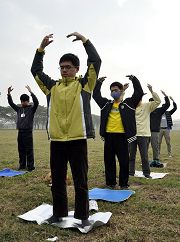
[31,32,101,226]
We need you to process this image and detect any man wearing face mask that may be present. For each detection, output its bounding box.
[93,75,144,189]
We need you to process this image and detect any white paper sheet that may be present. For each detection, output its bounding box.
[135,170,168,179]
[89,200,98,211]
[46,236,58,241]
[18,203,112,233]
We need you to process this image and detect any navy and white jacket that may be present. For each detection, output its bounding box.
[164,101,177,129]
[7,93,39,131]
[92,76,144,143]
[150,96,170,132]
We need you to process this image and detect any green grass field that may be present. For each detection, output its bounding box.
[0,130,180,242]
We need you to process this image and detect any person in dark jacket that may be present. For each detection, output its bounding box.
[149,91,170,167]
[7,85,39,171]
[159,96,177,157]
[31,32,101,227]
[93,75,144,189]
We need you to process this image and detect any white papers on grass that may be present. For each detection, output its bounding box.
[135,171,168,179]
[89,200,98,211]
[18,203,112,233]
[18,203,53,225]
[52,211,112,233]
[18,200,99,225]
[46,237,58,241]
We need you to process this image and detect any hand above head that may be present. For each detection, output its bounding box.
[8,86,13,95]
[161,90,167,97]
[123,83,129,91]
[39,34,53,49]
[66,32,87,43]
[147,83,153,93]
[126,75,135,81]
[97,76,107,83]
[169,96,174,101]
[25,85,32,93]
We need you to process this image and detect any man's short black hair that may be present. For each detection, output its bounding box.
[20,94,29,102]
[110,82,123,90]
[59,53,80,67]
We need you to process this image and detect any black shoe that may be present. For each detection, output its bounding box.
[27,167,35,172]
[45,215,62,224]
[149,160,156,167]
[120,185,129,190]
[81,219,93,227]
[18,166,26,170]
[144,174,152,179]
[106,185,116,189]
[155,161,164,168]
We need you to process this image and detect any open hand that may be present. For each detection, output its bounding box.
[25,85,32,93]
[169,96,174,101]
[123,83,129,91]
[147,84,153,93]
[126,75,135,81]
[161,90,167,96]
[97,77,107,83]
[40,34,53,49]
[67,32,87,42]
[8,86,13,94]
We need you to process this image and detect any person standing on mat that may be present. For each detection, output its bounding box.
[31,32,101,226]
[129,84,161,178]
[7,85,39,171]
[93,75,144,189]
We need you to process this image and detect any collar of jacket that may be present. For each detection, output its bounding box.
[60,77,77,86]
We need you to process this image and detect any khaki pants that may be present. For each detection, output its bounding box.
[150,132,160,160]
[159,128,171,155]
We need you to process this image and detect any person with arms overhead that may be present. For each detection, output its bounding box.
[31,32,101,226]
[159,96,177,158]
[129,84,161,178]
[93,75,144,189]
[7,85,39,171]
[149,90,170,167]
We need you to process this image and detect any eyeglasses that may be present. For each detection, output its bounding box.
[58,65,75,70]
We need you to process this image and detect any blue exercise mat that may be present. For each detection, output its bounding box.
[89,188,135,202]
[0,168,27,177]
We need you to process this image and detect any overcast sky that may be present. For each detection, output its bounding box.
[0,0,179,119]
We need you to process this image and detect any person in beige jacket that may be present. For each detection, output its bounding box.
[129,84,161,178]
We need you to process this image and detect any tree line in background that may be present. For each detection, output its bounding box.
[0,105,100,130]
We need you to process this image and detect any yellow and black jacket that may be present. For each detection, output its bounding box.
[31,40,101,141]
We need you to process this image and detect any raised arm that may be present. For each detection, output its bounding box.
[169,96,177,115]
[126,75,144,107]
[7,86,19,112]
[67,32,101,92]
[159,90,170,114]
[92,77,109,108]
[25,85,39,112]
[31,34,56,95]
[147,84,161,112]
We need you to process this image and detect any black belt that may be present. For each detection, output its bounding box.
[19,129,32,133]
